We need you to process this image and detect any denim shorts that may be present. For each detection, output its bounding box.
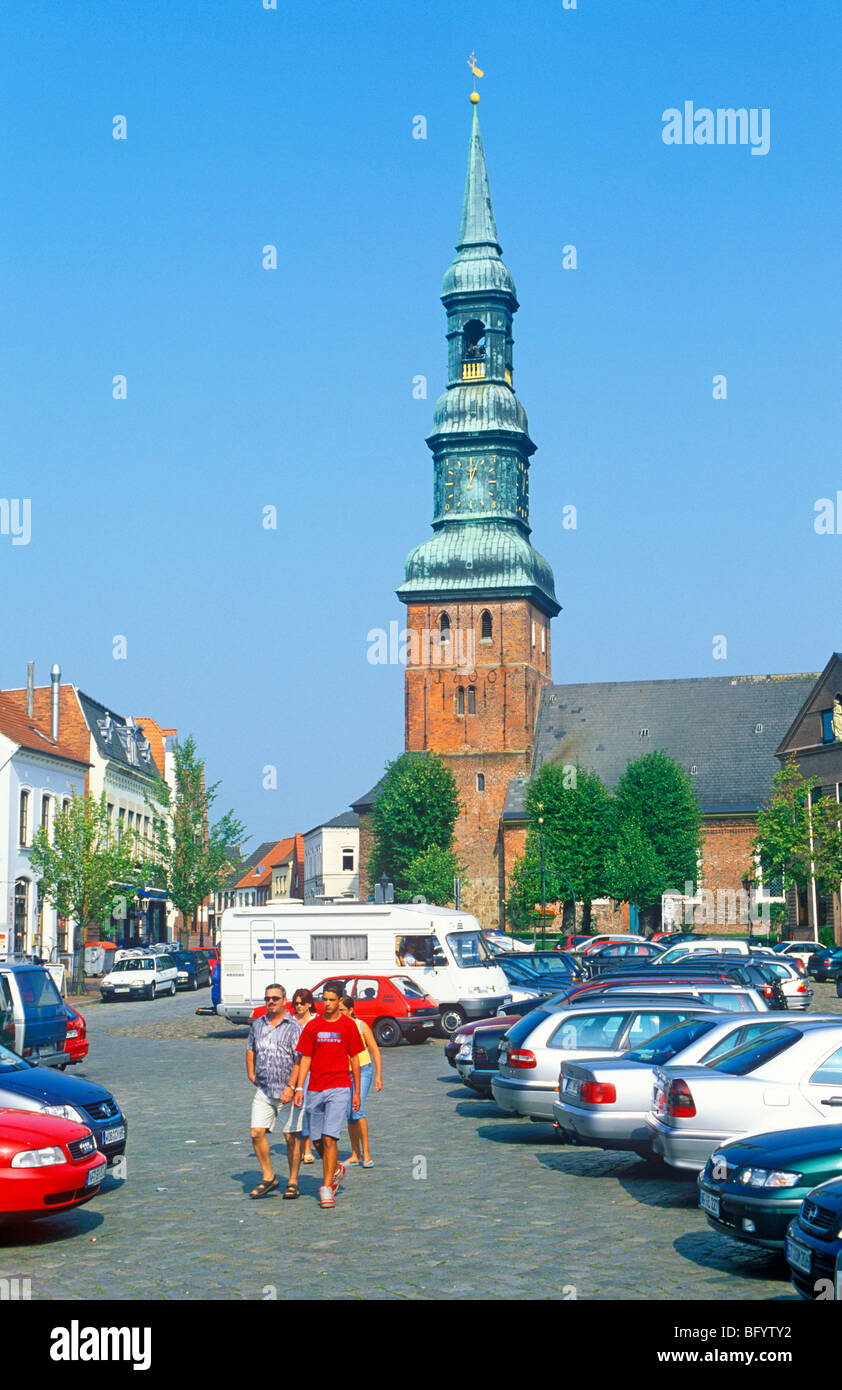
[306,1087,350,1141]
[348,1063,373,1120]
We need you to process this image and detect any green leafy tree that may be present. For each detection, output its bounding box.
[403,844,463,906]
[524,763,614,932]
[804,792,842,906]
[29,791,143,987]
[369,753,461,903]
[148,735,248,947]
[607,750,701,934]
[752,758,819,907]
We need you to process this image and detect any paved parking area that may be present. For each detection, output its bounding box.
[1,984,840,1301]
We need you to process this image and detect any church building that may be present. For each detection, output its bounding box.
[353,94,834,939]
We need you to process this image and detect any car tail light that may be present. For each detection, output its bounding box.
[508,1048,537,1069]
[763,986,774,999]
[666,1080,696,1118]
[795,960,806,976]
[797,982,807,993]
[581,1081,616,1105]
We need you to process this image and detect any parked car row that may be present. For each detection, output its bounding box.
[445,940,842,1300]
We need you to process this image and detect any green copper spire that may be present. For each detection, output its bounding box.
[397,98,560,619]
[457,105,501,252]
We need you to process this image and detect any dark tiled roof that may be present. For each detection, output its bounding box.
[76,691,163,780]
[503,672,819,819]
[219,840,277,892]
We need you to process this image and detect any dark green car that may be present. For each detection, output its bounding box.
[698,1124,842,1250]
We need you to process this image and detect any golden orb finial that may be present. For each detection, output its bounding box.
[470,90,480,104]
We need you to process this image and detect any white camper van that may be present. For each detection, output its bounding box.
[217,902,512,1035]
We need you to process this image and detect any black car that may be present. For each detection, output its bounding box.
[809,948,842,983]
[786,1175,842,1299]
[457,1020,513,1096]
[582,941,666,977]
[0,1041,127,1165]
[170,950,211,991]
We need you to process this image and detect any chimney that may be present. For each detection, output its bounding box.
[26,662,34,717]
[50,664,61,741]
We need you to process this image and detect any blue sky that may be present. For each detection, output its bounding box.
[1,0,840,846]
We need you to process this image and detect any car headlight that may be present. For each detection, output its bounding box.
[11,1146,65,1168]
[41,1104,85,1125]
[738,1167,800,1189]
[453,1034,467,1046]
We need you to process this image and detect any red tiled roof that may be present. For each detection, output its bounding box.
[0,690,90,768]
[235,835,304,890]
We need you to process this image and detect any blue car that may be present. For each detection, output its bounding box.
[0,1040,127,1165]
[786,1176,842,1299]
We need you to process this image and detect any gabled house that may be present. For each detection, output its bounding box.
[0,690,89,959]
[775,653,842,942]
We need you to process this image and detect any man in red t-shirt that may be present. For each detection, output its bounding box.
[293,981,363,1208]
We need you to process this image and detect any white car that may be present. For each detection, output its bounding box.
[755,955,813,1010]
[101,953,178,1002]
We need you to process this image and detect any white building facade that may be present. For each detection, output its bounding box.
[303,813,359,903]
[0,701,87,960]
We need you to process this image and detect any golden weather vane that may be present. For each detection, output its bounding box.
[467,52,484,102]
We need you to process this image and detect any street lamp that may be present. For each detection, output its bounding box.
[537,805,547,949]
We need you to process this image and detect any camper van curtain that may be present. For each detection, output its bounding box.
[311,935,368,962]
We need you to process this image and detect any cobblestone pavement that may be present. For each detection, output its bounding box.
[1,985,840,1301]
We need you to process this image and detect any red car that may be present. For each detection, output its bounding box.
[192,946,219,974]
[0,1108,108,1219]
[251,975,440,1047]
[63,1006,88,1067]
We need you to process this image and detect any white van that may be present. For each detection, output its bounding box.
[217,902,512,1035]
[655,938,753,967]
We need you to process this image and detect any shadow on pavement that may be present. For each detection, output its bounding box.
[478,1121,559,1145]
[672,1229,790,1282]
[0,1207,104,1248]
[454,1099,508,1120]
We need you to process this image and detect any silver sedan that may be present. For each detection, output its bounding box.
[555,1013,837,1153]
[646,1019,842,1171]
[490,998,718,1122]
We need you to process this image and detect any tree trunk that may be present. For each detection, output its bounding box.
[639,903,660,937]
[581,900,592,933]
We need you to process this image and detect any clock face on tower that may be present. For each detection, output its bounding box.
[438,453,529,524]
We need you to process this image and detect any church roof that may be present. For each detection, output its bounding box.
[398,520,560,616]
[442,104,517,301]
[503,672,820,819]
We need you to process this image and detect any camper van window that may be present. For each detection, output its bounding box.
[446,931,491,969]
[311,935,367,962]
[395,936,435,967]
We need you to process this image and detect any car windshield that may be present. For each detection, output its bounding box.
[707,1027,800,1075]
[171,953,192,967]
[115,959,154,972]
[624,1019,717,1065]
[393,976,427,999]
[12,970,64,1015]
[446,931,491,969]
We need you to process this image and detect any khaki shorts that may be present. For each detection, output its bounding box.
[250,1087,309,1137]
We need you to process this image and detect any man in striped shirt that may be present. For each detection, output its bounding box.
[246,984,302,1198]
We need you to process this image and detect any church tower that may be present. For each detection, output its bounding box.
[396,94,560,928]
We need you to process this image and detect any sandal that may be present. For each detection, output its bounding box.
[302,1155,315,1164]
[282,1183,300,1200]
[249,1177,279,1198]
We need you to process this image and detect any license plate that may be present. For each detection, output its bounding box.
[86,1163,107,1187]
[38,1044,55,1057]
[700,1189,720,1218]
[115,987,129,993]
[102,1125,125,1145]
[786,1236,812,1275]
[563,1077,580,1097]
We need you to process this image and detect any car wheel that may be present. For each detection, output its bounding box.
[406,1028,427,1045]
[191,975,198,991]
[145,983,155,1001]
[372,1016,402,1048]
[438,1006,465,1037]
[169,981,176,997]
[836,978,842,999]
